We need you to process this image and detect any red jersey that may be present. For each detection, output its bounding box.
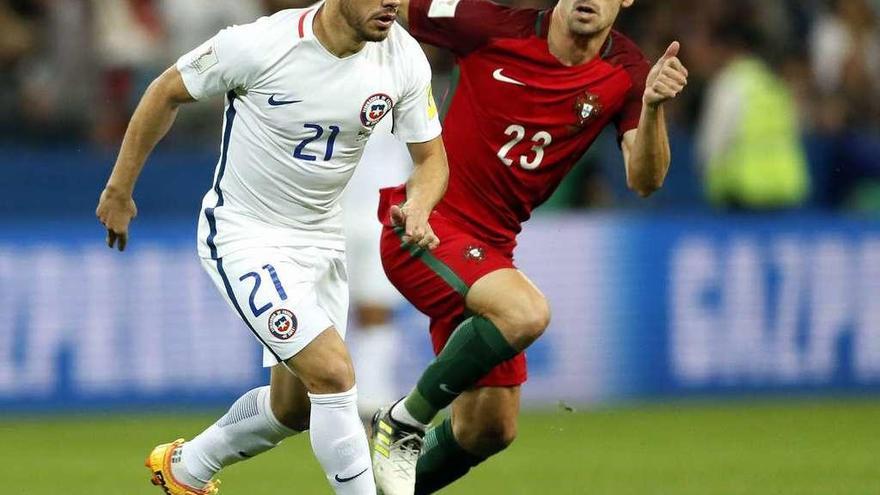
[409,0,650,254]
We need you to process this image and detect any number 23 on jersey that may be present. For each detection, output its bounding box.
[496,124,552,170]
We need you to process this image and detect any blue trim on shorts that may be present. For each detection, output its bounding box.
[203,91,284,364]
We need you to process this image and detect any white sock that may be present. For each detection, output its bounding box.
[173,386,299,488]
[308,386,376,494]
[390,397,430,431]
[351,323,400,414]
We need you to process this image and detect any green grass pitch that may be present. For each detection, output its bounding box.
[2,399,878,494]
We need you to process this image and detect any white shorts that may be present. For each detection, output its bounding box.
[201,246,349,367]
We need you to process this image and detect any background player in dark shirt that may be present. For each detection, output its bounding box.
[371,0,689,493]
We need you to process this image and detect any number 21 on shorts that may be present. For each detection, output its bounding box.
[238,264,288,318]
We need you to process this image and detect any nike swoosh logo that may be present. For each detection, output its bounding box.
[492,69,526,86]
[439,383,460,395]
[335,467,369,483]
[268,94,302,106]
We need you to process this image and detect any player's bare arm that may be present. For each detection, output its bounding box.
[96,67,195,251]
[622,41,688,197]
[393,135,448,249]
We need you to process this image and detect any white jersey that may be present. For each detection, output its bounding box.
[176,7,441,259]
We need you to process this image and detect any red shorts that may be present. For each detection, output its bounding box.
[378,186,527,387]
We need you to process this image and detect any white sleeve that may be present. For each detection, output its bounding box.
[392,43,442,143]
[175,19,266,101]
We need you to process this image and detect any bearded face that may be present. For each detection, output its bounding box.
[557,0,632,37]
[339,0,399,42]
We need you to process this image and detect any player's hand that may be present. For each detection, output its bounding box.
[644,41,688,109]
[96,185,137,252]
[390,202,440,250]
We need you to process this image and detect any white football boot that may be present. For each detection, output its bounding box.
[370,403,425,495]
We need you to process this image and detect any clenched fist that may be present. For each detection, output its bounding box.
[390,202,440,250]
[644,41,689,108]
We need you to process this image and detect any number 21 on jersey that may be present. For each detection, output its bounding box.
[497,124,552,170]
[294,123,340,162]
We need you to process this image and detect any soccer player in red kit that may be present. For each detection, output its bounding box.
[370,0,689,492]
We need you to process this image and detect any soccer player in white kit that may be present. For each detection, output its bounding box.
[95,1,448,493]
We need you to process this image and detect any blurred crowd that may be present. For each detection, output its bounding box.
[616,0,880,211]
[1,0,879,211]
[0,0,306,145]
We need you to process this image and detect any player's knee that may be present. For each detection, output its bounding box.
[299,354,356,394]
[314,359,355,394]
[290,330,358,394]
[499,295,551,349]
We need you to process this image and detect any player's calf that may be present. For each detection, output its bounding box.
[291,328,376,493]
[146,385,302,495]
[451,386,520,457]
[269,397,310,432]
[454,416,518,457]
[412,419,516,495]
[413,387,520,494]
[269,364,312,431]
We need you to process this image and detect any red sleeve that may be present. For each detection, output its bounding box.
[408,0,538,56]
[607,31,651,139]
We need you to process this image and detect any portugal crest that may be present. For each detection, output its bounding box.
[463,245,486,263]
[268,309,297,340]
[360,93,394,127]
[574,92,602,127]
